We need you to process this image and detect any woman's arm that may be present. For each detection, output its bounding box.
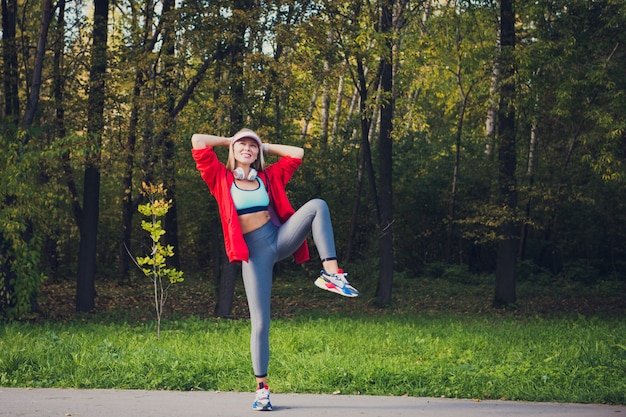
[265,143,304,159]
[191,133,230,150]
[192,131,304,159]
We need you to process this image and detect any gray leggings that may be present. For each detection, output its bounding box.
[242,198,336,378]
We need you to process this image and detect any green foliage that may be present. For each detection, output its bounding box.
[134,183,184,339]
[0,129,49,320]
[3,0,626,310]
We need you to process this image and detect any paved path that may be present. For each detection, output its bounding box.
[1,388,624,417]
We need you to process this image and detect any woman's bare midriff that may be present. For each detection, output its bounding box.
[239,211,271,234]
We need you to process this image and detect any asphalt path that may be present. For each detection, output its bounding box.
[1,388,624,417]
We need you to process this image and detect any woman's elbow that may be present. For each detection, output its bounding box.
[191,134,205,149]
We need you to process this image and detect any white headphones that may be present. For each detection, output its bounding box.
[233,167,258,181]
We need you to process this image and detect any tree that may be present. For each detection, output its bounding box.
[153,0,181,272]
[327,0,381,267]
[135,183,184,339]
[117,0,156,286]
[214,0,258,318]
[516,0,626,276]
[1,0,19,123]
[76,0,109,312]
[0,0,18,314]
[2,0,626,321]
[493,0,517,307]
[375,0,396,307]
[22,0,53,128]
[115,0,212,285]
[1,0,55,318]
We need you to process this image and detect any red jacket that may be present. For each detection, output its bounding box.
[192,146,310,264]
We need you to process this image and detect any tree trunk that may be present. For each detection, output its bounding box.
[360,62,381,224]
[331,70,345,142]
[57,0,80,227]
[493,0,517,308]
[213,0,253,318]
[118,69,143,285]
[76,166,100,311]
[375,0,394,307]
[345,83,362,262]
[156,0,181,270]
[52,0,67,139]
[485,33,499,159]
[22,0,53,128]
[214,255,238,318]
[300,84,320,141]
[519,122,538,260]
[320,48,331,149]
[446,100,465,264]
[76,0,109,312]
[446,30,470,264]
[346,147,364,264]
[2,0,20,122]
[346,59,380,262]
[41,0,67,281]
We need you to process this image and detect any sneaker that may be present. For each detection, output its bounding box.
[314,269,359,297]
[252,382,272,411]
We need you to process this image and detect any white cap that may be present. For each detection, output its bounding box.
[231,129,262,148]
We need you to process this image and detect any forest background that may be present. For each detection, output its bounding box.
[1,0,625,320]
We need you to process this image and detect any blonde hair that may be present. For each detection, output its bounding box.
[226,129,265,172]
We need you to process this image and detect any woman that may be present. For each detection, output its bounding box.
[191,128,359,411]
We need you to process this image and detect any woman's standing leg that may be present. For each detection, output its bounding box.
[242,257,273,380]
[242,223,279,407]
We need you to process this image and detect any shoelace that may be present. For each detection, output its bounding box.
[330,271,349,287]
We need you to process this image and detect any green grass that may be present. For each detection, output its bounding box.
[1,313,625,404]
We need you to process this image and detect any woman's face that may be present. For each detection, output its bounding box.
[233,138,260,167]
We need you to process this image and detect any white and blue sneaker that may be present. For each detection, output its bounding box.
[315,269,359,297]
[253,382,272,411]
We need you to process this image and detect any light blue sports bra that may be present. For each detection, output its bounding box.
[231,179,270,215]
